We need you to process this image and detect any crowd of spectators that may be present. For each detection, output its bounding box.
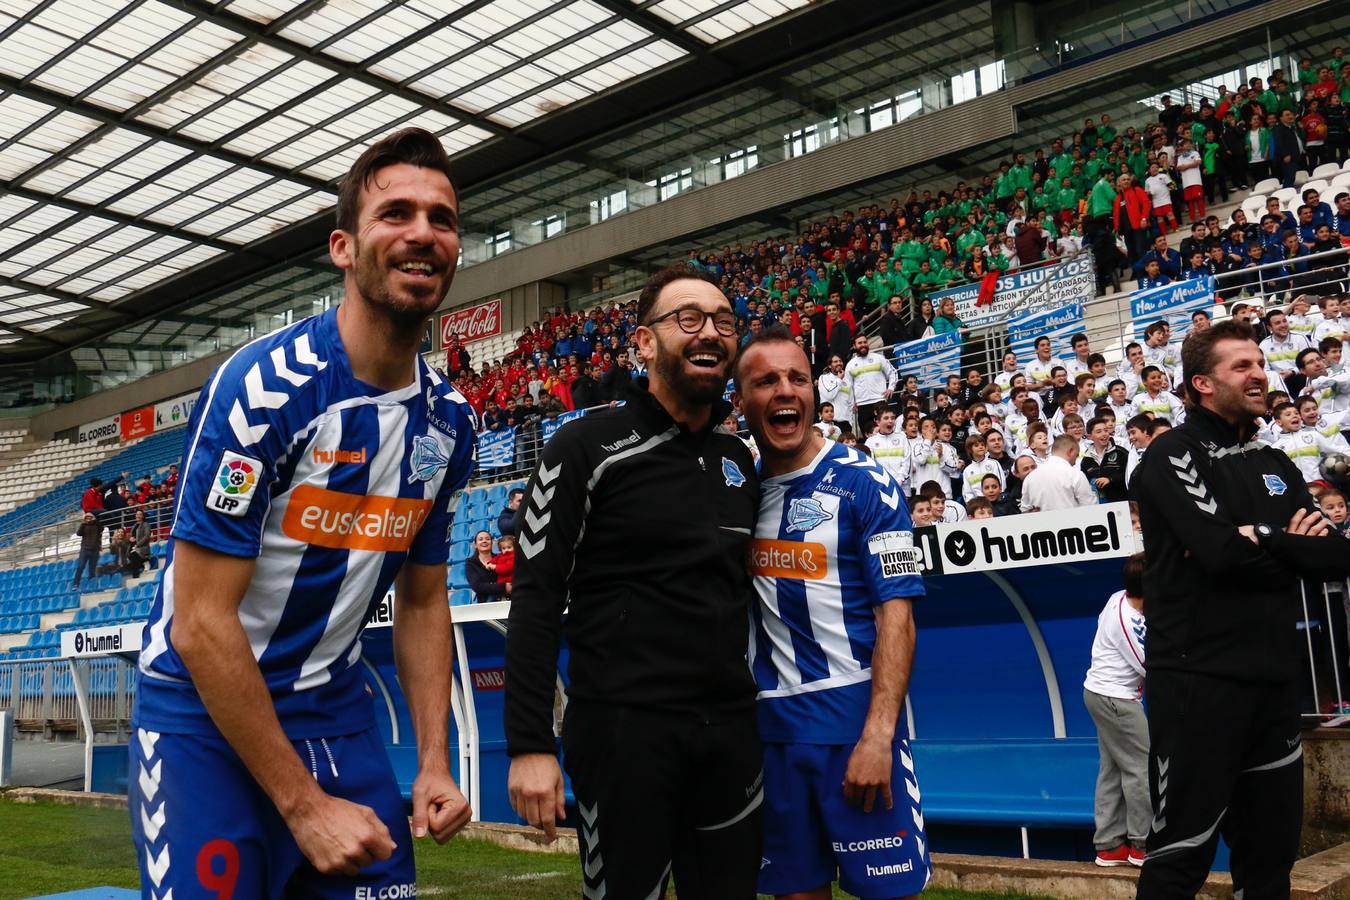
[790,290,1349,532]
[446,52,1350,452]
[428,58,1350,591]
[72,465,177,588]
[442,303,645,429]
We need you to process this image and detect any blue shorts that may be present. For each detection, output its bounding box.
[759,740,931,899]
[127,724,413,899]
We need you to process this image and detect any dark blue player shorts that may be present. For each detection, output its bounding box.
[759,739,931,899]
[128,724,413,899]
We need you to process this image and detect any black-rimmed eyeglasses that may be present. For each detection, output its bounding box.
[645,307,738,336]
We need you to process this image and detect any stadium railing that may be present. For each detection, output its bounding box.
[0,496,174,569]
[859,251,1090,347]
[1301,580,1350,724]
[873,243,1350,388]
[1211,244,1350,304]
[470,401,616,487]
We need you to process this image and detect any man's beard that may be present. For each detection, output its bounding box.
[1210,374,1264,422]
[351,237,451,333]
[651,332,727,404]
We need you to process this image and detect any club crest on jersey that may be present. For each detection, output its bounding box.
[786,497,833,533]
[207,451,262,517]
[1262,473,1287,496]
[722,457,746,488]
[408,435,449,483]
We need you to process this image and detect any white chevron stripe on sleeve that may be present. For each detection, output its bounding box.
[244,363,289,410]
[294,333,327,370]
[270,346,311,387]
[228,400,270,447]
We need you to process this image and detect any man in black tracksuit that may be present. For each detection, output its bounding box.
[505,266,762,900]
[1133,321,1350,899]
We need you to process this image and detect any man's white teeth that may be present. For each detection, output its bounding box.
[398,261,433,273]
[690,353,719,364]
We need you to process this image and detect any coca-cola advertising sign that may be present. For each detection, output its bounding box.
[440,298,501,347]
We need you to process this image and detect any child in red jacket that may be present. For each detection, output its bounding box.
[494,534,515,590]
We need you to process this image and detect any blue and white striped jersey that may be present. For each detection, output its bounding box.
[749,440,925,744]
[135,308,475,737]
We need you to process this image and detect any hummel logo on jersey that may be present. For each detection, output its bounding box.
[786,497,833,533]
[600,430,641,453]
[207,451,263,517]
[312,447,367,465]
[408,435,449,483]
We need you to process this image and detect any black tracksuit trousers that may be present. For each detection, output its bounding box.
[1137,671,1303,899]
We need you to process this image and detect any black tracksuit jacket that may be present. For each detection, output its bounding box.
[504,384,760,757]
[1133,404,1350,683]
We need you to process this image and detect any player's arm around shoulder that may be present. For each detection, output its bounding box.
[393,561,471,844]
[171,539,396,876]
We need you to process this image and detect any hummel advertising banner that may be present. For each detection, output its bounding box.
[60,622,143,658]
[914,502,1137,576]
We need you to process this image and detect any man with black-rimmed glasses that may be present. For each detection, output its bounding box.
[506,265,763,899]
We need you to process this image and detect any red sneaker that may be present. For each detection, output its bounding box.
[1095,845,1132,867]
[1128,846,1146,867]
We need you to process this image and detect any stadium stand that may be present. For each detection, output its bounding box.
[0,6,1348,886]
[0,428,184,549]
[0,439,119,516]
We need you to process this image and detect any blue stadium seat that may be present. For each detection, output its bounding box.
[449,589,472,606]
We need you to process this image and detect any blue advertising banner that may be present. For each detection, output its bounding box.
[1007,303,1084,361]
[541,408,586,444]
[1130,276,1214,340]
[925,256,1096,329]
[476,427,516,468]
[892,331,962,390]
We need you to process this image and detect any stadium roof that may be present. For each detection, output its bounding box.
[0,0,903,366]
